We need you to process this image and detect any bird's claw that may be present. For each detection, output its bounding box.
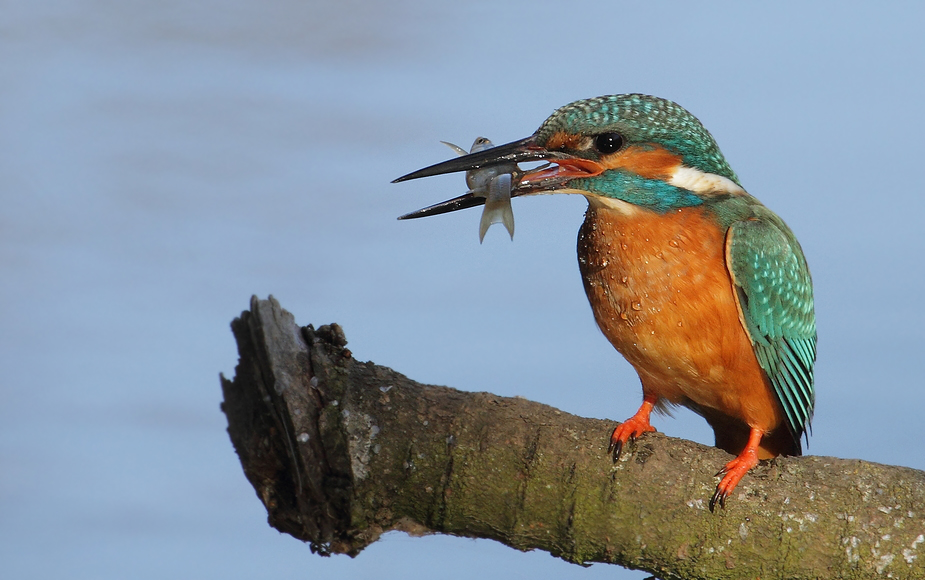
[608,419,655,463]
[709,443,760,512]
[607,433,637,462]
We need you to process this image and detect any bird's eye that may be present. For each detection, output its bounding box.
[594,132,624,155]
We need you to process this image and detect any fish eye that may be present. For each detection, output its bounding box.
[594,132,624,155]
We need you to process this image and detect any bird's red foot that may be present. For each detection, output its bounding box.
[608,398,657,461]
[709,428,763,512]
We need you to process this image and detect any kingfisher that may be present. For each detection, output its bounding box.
[393,94,816,510]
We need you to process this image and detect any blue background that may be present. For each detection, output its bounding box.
[2,2,923,578]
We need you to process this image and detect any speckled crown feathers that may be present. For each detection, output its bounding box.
[535,94,739,184]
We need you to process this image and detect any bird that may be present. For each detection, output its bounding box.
[392,94,816,511]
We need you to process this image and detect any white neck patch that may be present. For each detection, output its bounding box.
[668,166,745,196]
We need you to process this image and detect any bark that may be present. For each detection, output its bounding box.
[220,296,925,580]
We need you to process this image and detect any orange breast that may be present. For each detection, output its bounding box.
[578,200,783,435]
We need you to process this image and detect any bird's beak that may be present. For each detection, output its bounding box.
[393,135,603,220]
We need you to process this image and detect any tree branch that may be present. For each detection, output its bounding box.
[220,296,925,580]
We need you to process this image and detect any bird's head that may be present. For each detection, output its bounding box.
[394,94,745,218]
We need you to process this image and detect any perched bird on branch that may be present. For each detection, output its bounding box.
[394,94,816,510]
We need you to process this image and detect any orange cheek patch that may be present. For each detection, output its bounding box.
[545,131,585,151]
[602,145,683,180]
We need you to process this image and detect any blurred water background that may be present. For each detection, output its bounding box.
[2,2,924,578]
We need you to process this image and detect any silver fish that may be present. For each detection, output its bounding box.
[442,137,517,242]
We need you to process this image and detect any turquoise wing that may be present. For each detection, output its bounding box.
[726,215,816,449]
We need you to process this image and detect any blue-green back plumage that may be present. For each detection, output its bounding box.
[726,211,816,448]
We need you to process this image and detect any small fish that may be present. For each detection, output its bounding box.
[442,137,517,242]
